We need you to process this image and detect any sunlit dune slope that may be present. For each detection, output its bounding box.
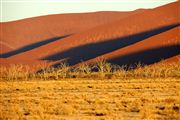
[1,1,179,68]
[8,2,179,60]
[0,43,13,54]
[0,11,142,54]
[82,26,179,66]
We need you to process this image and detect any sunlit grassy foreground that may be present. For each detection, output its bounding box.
[0,60,180,119]
[0,78,180,120]
[0,60,180,80]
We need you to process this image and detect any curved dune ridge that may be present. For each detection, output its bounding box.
[0,43,13,54]
[83,26,180,66]
[0,1,179,69]
[0,10,144,54]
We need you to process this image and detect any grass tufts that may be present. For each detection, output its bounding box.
[0,59,179,81]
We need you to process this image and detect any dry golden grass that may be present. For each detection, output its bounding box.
[0,78,179,120]
[0,60,180,80]
[0,60,180,119]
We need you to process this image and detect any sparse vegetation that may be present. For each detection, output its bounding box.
[0,60,179,119]
[0,59,180,80]
[0,78,179,120]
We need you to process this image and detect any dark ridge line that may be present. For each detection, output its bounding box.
[0,35,70,58]
[42,23,179,67]
[107,45,180,68]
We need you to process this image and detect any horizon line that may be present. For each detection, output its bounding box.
[1,1,177,22]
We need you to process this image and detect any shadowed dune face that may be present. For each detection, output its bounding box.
[107,45,179,67]
[0,1,179,69]
[160,55,180,63]
[6,1,179,63]
[1,11,142,54]
[80,26,179,67]
[0,35,70,58]
[42,24,179,66]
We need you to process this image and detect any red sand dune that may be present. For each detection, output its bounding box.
[0,11,143,54]
[162,55,180,63]
[8,2,179,58]
[0,1,179,69]
[83,26,179,66]
[0,43,13,54]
